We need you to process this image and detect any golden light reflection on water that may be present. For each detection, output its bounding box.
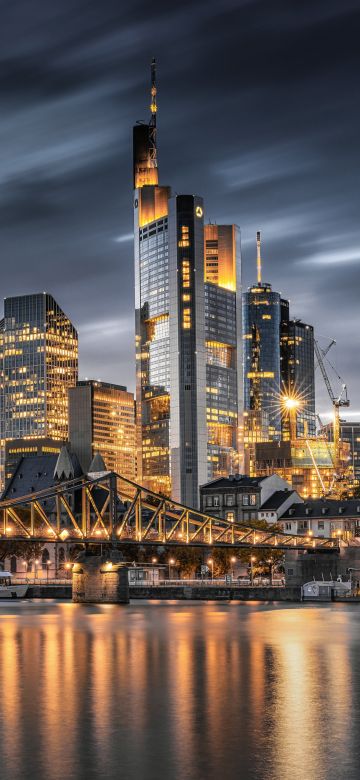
[0,602,358,780]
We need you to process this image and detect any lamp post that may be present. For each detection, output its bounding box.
[168,558,175,580]
[152,557,157,585]
[267,558,273,586]
[35,559,39,580]
[46,560,51,583]
[230,556,237,582]
[250,555,256,586]
[207,558,214,581]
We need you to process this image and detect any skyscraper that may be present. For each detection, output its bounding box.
[0,292,78,488]
[242,233,285,443]
[134,62,242,506]
[69,380,136,481]
[204,225,242,479]
[280,318,316,438]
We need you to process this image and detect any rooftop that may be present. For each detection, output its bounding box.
[260,490,297,511]
[200,475,265,490]
[282,499,360,519]
[2,448,83,500]
[77,380,128,393]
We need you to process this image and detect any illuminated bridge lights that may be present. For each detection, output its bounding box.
[0,472,340,552]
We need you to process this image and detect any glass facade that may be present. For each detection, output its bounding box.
[0,293,78,489]
[250,438,351,499]
[243,283,283,442]
[280,319,316,438]
[69,381,136,481]
[135,199,171,496]
[205,283,239,479]
[204,225,242,480]
[133,78,242,506]
[168,194,208,505]
[321,420,360,484]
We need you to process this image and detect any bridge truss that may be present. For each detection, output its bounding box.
[0,471,339,551]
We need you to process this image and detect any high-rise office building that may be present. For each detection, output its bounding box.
[134,62,242,506]
[243,233,285,443]
[0,293,78,489]
[280,318,316,438]
[320,420,360,484]
[204,225,242,479]
[69,380,136,481]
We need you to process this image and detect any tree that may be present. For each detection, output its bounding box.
[0,541,44,564]
[173,547,203,577]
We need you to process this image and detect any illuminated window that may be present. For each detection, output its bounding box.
[182,308,191,329]
[178,225,190,248]
[182,260,190,288]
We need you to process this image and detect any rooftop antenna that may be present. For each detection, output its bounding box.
[256,231,262,284]
[149,58,157,171]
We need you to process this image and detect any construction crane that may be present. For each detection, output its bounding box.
[314,340,350,472]
[314,338,336,370]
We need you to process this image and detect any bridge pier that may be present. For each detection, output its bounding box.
[72,553,129,604]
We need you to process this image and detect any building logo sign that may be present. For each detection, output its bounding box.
[195,206,203,218]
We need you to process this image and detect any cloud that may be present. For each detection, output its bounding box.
[298,248,360,267]
[0,0,359,408]
[114,233,133,244]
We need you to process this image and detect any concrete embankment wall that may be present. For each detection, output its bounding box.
[129,586,302,601]
[23,585,302,601]
[27,585,72,598]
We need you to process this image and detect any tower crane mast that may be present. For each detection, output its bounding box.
[314,340,350,472]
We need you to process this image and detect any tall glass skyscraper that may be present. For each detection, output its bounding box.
[280,318,316,438]
[243,233,316,456]
[243,281,285,441]
[0,293,78,488]
[134,63,242,506]
[204,225,242,479]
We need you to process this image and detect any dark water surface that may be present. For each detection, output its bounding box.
[0,600,359,780]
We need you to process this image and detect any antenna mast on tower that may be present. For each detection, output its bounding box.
[256,231,262,285]
[149,58,158,171]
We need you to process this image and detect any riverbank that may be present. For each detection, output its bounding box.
[23,583,302,601]
[20,584,360,602]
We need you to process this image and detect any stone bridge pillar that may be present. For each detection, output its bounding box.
[72,554,129,603]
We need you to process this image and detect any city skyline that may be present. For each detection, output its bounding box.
[0,0,359,419]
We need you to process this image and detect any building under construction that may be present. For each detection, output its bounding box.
[249,436,351,500]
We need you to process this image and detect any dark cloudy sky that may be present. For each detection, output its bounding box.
[1,0,359,418]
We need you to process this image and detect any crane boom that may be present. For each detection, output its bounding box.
[314,339,350,473]
[314,338,336,371]
[314,341,336,401]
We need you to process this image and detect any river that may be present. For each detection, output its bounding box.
[0,600,359,780]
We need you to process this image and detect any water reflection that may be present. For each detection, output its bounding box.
[0,602,359,780]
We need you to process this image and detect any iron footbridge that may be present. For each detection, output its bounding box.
[0,471,339,551]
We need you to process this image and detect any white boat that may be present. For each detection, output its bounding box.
[0,571,28,599]
[302,576,351,601]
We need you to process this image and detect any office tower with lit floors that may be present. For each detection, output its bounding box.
[280,318,316,438]
[69,380,136,481]
[204,224,242,479]
[243,233,286,447]
[0,293,78,489]
[134,62,242,506]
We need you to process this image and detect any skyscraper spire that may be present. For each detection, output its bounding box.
[256,230,262,285]
[149,58,157,171]
[133,58,159,188]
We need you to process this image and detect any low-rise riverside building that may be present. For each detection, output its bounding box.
[258,489,303,523]
[279,499,360,541]
[199,474,291,523]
